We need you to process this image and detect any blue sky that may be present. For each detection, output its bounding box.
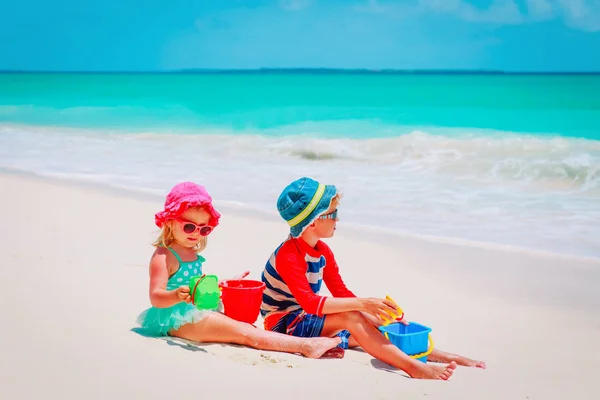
[1,0,599,72]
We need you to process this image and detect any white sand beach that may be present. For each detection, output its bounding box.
[1,171,599,400]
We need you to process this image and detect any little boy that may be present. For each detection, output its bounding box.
[260,177,485,380]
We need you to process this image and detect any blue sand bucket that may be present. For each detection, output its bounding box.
[379,322,434,363]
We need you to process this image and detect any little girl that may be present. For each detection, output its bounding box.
[136,181,341,358]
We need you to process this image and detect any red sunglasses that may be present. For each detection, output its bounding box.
[175,218,213,236]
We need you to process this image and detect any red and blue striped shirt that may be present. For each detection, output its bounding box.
[260,236,356,331]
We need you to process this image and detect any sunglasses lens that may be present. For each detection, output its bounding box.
[200,226,212,236]
[321,209,337,220]
[183,223,196,234]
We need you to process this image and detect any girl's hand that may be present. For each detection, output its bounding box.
[232,270,250,280]
[176,286,192,303]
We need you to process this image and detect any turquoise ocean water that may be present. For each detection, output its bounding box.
[1,72,599,258]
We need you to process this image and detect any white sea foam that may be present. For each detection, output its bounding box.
[2,123,599,259]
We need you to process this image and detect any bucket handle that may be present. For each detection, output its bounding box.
[190,274,206,305]
[384,332,435,359]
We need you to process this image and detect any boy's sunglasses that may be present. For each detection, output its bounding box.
[175,218,213,236]
[319,209,338,221]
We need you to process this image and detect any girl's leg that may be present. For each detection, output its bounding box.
[170,312,341,359]
[427,348,487,369]
[321,311,457,380]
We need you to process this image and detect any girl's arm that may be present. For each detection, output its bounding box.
[148,249,185,308]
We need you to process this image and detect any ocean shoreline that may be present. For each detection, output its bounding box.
[6,166,599,264]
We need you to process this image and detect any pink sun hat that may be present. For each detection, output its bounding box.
[155,182,221,228]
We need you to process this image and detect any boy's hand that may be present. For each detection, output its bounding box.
[176,286,192,303]
[359,297,399,322]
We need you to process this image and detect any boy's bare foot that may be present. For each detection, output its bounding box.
[428,349,486,369]
[302,337,342,359]
[457,357,486,369]
[409,361,457,380]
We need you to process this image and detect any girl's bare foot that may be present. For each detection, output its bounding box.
[302,337,342,359]
[409,361,457,380]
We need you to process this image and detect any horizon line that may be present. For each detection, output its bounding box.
[1,67,600,75]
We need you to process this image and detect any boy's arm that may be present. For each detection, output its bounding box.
[278,254,365,316]
[322,251,356,298]
[318,247,399,317]
[276,250,330,316]
[320,292,398,317]
[277,247,398,318]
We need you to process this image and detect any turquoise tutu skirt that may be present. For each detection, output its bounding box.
[136,302,214,337]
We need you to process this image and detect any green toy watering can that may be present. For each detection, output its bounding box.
[189,274,220,311]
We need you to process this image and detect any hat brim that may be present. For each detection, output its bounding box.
[155,198,221,228]
[290,184,337,238]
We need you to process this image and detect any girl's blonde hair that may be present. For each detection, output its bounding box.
[152,207,209,253]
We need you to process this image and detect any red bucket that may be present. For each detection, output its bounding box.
[218,279,266,324]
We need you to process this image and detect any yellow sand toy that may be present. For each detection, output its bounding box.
[379,295,405,325]
[378,295,435,363]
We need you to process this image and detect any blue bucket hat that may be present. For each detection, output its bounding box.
[277,177,338,238]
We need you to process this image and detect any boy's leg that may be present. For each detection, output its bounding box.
[358,313,486,369]
[329,312,377,349]
[321,311,457,380]
[170,311,341,359]
[361,311,382,327]
[347,336,360,348]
